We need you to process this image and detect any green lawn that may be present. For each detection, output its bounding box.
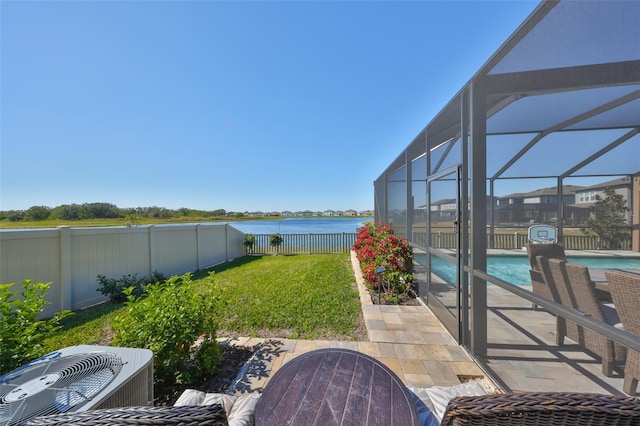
[43,253,365,352]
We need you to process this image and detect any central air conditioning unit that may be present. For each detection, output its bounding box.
[0,345,153,426]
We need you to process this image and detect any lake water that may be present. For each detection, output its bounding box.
[227,217,369,234]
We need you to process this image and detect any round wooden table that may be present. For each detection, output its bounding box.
[254,348,420,425]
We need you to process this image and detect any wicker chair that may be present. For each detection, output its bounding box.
[526,243,566,310]
[440,392,640,426]
[536,255,579,347]
[606,269,640,395]
[25,404,228,426]
[526,243,567,269]
[545,257,626,377]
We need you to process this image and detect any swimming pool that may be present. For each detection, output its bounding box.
[429,256,640,286]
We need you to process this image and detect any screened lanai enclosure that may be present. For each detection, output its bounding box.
[374,0,640,365]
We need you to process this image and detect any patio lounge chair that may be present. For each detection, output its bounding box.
[526,243,566,310]
[606,269,640,395]
[440,392,640,425]
[545,257,625,377]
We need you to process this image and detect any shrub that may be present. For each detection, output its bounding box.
[111,272,223,389]
[97,271,168,303]
[269,233,284,254]
[244,233,256,254]
[352,223,413,303]
[0,280,71,374]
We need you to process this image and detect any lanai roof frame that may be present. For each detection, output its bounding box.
[374,0,640,360]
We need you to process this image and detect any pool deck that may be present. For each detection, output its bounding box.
[484,249,639,393]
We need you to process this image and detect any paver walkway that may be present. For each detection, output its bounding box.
[221,252,492,396]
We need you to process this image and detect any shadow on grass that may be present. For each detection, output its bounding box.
[192,253,309,279]
[57,300,123,331]
[191,255,265,279]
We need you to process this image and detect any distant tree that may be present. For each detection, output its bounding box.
[25,206,51,221]
[580,187,630,249]
[51,204,82,220]
[7,210,25,222]
[82,202,122,219]
[136,206,170,219]
[211,209,226,216]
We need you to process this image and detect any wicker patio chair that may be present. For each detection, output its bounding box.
[25,404,228,426]
[526,243,566,310]
[440,392,640,426]
[536,255,579,347]
[606,269,640,395]
[526,243,566,269]
[546,257,626,377]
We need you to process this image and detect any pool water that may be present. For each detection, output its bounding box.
[430,256,640,286]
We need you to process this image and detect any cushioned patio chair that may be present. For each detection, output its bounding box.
[606,269,640,395]
[545,257,626,377]
[526,243,566,310]
[440,392,640,425]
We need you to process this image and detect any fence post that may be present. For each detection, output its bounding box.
[148,225,156,275]
[514,232,518,249]
[196,224,202,271]
[225,224,230,262]
[58,226,72,311]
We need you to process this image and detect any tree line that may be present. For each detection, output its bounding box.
[0,203,231,222]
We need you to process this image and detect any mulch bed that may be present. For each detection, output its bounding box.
[371,292,421,305]
[155,345,256,406]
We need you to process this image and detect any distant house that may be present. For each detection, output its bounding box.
[281,210,294,217]
[246,211,267,217]
[495,186,587,226]
[322,210,336,217]
[344,209,358,216]
[425,197,494,224]
[428,198,457,222]
[575,176,634,224]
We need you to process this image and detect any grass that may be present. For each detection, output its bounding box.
[42,253,365,352]
[43,301,123,351]
[208,254,365,340]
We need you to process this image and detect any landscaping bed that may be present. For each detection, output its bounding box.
[155,344,256,406]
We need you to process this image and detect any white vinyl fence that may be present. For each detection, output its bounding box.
[0,224,246,317]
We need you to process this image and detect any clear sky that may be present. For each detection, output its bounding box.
[1,0,541,213]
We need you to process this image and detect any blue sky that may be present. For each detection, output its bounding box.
[1,0,540,213]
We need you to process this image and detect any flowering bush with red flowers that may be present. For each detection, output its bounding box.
[352,222,413,303]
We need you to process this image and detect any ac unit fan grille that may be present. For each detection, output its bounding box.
[0,352,123,426]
